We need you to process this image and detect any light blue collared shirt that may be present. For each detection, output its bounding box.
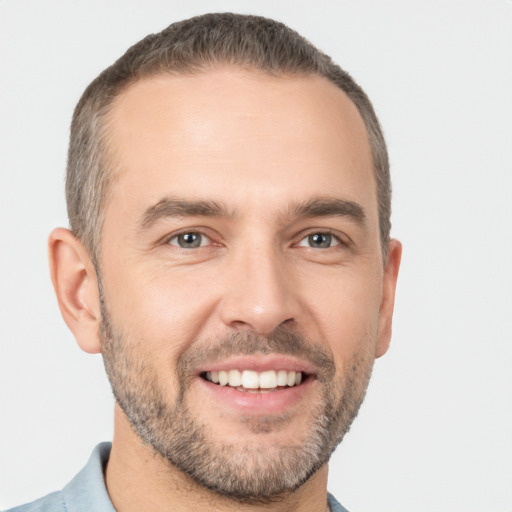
[5,443,348,512]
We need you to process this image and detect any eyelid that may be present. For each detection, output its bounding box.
[294,229,348,248]
[161,228,217,247]
[159,227,349,250]
[167,232,211,248]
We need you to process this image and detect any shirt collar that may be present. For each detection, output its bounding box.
[62,442,115,512]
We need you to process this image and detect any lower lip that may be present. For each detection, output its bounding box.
[198,377,314,415]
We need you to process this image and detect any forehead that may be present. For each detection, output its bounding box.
[104,67,376,224]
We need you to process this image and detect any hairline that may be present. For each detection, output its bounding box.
[91,64,387,267]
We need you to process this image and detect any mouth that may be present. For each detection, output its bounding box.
[195,356,317,414]
[200,369,308,393]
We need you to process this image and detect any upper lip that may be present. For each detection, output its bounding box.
[195,355,317,376]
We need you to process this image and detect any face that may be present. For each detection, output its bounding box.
[98,67,395,501]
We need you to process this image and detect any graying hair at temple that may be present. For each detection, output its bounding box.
[66,12,391,263]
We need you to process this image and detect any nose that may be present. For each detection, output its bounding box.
[219,245,300,335]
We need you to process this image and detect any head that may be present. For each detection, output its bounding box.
[50,13,401,505]
[66,12,391,265]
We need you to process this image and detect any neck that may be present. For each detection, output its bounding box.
[105,405,330,512]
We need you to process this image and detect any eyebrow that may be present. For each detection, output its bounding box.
[138,195,367,231]
[139,197,232,231]
[291,197,367,226]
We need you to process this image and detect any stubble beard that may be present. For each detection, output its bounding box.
[99,301,377,504]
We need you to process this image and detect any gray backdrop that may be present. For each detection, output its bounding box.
[1,1,511,510]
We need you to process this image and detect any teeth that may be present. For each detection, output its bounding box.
[259,370,277,389]
[277,370,288,387]
[242,370,259,389]
[204,369,304,390]
[218,370,229,386]
[228,369,242,387]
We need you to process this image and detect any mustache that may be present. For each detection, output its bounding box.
[176,326,336,383]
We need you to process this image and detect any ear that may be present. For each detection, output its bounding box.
[48,228,102,354]
[375,238,402,358]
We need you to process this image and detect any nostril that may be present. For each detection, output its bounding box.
[229,320,254,331]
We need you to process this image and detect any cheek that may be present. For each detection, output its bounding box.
[301,266,382,362]
[102,262,222,361]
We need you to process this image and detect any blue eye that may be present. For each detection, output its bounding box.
[298,233,340,249]
[169,232,208,248]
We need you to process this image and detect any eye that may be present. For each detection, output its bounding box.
[297,232,341,249]
[168,232,210,249]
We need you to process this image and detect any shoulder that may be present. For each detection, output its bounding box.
[328,492,351,512]
[3,442,113,512]
[3,491,66,512]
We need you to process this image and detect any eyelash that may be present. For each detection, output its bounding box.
[167,231,213,249]
[165,229,347,250]
[296,231,344,249]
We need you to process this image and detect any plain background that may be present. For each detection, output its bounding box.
[1,1,511,511]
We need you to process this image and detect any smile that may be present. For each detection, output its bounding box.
[202,369,305,392]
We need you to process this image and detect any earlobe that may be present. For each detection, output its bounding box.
[48,228,102,354]
[375,238,402,358]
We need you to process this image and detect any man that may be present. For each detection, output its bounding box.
[9,12,401,512]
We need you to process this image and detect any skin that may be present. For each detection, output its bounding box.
[49,67,401,512]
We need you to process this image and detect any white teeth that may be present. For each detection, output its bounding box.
[228,369,242,387]
[204,369,304,390]
[242,370,259,389]
[218,370,229,386]
[277,370,288,387]
[259,370,277,389]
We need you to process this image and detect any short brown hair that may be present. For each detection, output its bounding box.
[66,12,391,263]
